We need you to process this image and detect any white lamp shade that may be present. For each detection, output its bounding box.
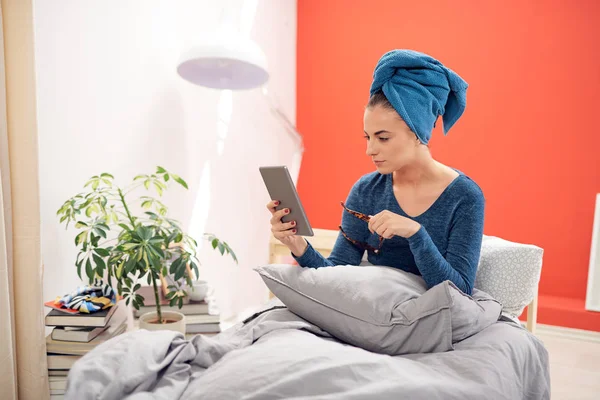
[177,34,269,90]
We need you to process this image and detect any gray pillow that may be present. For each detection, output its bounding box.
[254,264,502,355]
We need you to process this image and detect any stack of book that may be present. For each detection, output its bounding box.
[133,286,221,338]
[44,302,127,396]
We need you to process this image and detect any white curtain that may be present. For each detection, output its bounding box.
[0,4,17,398]
[0,171,17,399]
[0,1,50,399]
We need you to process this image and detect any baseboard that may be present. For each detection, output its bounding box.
[533,323,600,343]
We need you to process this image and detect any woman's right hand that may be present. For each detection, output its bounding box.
[266,200,308,257]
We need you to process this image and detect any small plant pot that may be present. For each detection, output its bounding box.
[138,311,186,334]
[188,280,210,302]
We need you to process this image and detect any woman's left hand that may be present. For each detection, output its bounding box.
[368,210,421,239]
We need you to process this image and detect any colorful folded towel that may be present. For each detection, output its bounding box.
[53,283,116,313]
[369,49,468,144]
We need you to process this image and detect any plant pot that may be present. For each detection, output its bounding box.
[138,311,186,334]
[188,280,210,302]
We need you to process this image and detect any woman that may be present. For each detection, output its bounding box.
[267,49,484,295]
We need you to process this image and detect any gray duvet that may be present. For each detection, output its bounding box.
[66,301,550,400]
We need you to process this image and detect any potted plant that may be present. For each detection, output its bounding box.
[57,166,238,333]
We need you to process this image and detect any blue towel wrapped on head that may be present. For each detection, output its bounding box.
[369,49,468,145]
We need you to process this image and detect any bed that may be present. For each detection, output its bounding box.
[65,229,550,400]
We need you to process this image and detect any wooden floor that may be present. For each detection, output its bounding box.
[536,328,600,399]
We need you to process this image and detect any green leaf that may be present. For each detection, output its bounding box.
[92,253,106,270]
[148,236,164,244]
[153,245,166,260]
[164,173,170,182]
[175,232,183,243]
[144,180,150,190]
[76,259,83,280]
[146,272,152,285]
[132,300,140,310]
[166,291,177,300]
[167,231,179,244]
[223,242,238,263]
[174,264,185,281]
[145,211,159,219]
[75,231,87,246]
[75,221,88,229]
[178,297,183,308]
[172,175,188,189]
[95,248,110,257]
[80,196,93,208]
[122,243,139,251]
[124,257,137,275]
[90,233,100,247]
[133,283,141,293]
[141,200,152,209]
[148,253,162,270]
[191,261,199,280]
[136,249,144,262]
[170,257,183,274]
[166,218,181,230]
[116,262,124,279]
[118,223,132,232]
[94,228,107,238]
[169,297,178,307]
[142,250,150,268]
[211,239,218,249]
[145,243,160,257]
[136,226,153,241]
[153,182,163,196]
[217,242,225,255]
[184,273,193,287]
[100,173,114,179]
[134,174,146,181]
[85,258,93,282]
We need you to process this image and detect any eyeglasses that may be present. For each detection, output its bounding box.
[339,202,384,254]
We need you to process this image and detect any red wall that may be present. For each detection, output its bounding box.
[297,1,600,329]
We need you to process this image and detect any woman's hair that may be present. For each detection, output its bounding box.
[367,90,430,147]
[367,90,395,111]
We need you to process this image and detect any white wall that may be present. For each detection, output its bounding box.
[35,0,298,321]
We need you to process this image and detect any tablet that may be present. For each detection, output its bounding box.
[259,166,314,237]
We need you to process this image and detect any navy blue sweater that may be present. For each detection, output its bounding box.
[293,170,485,295]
